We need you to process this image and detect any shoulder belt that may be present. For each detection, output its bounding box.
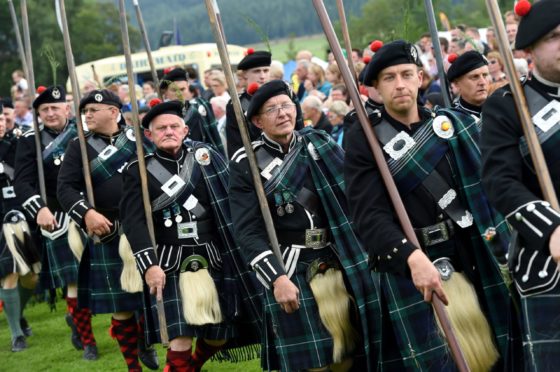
[147,152,204,217]
[86,135,107,155]
[374,119,472,228]
[254,146,320,216]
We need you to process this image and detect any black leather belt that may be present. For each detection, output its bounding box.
[415,219,455,248]
[278,228,330,249]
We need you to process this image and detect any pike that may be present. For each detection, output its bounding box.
[203,0,285,270]
[7,0,29,81]
[335,0,357,86]
[20,0,46,201]
[422,0,452,107]
[311,1,470,371]
[56,0,99,244]
[485,0,559,209]
[117,0,169,347]
[132,0,160,96]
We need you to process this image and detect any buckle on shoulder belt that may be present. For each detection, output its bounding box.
[305,228,328,249]
[416,220,454,247]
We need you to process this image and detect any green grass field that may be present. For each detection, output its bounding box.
[0,297,261,371]
[247,34,330,62]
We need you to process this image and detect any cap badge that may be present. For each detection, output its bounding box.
[433,115,454,139]
[52,88,61,99]
[94,93,103,102]
[410,45,418,62]
[197,105,207,117]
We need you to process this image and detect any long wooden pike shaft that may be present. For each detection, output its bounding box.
[203,0,285,270]
[57,0,97,212]
[117,0,169,347]
[335,0,358,87]
[132,0,160,96]
[423,0,452,107]
[21,0,47,202]
[7,0,29,80]
[312,1,470,371]
[485,0,558,210]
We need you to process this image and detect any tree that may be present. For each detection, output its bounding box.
[346,0,495,50]
[1,0,140,95]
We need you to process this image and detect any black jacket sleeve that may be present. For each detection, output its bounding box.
[481,88,560,252]
[228,154,286,287]
[56,139,93,228]
[343,120,418,276]
[120,160,157,275]
[14,132,46,219]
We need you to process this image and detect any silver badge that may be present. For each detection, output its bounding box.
[164,218,173,228]
[433,115,454,139]
[94,93,103,102]
[177,222,198,239]
[433,257,455,281]
[161,175,186,197]
[54,157,62,166]
[126,128,136,142]
[533,100,560,133]
[52,88,61,99]
[98,145,118,161]
[198,105,207,117]
[410,45,419,63]
[457,210,474,228]
[383,131,416,160]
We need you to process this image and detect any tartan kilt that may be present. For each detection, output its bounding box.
[143,269,235,345]
[0,244,16,278]
[40,233,79,289]
[78,235,143,314]
[377,272,455,371]
[518,280,560,371]
[261,248,359,372]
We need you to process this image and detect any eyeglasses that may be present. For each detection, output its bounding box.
[261,103,296,117]
[81,107,113,115]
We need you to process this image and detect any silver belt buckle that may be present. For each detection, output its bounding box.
[305,228,327,249]
[422,221,449,246]
[433,257,455,281]
[177,222,198,239]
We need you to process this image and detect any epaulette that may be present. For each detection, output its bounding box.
[230,141,264,163]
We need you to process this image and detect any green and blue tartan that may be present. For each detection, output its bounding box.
[189,98,225,155]
[42,121,77,162]
[90,127,155,185]
[377,108,513,370]
[41,233,79,289]
[78,235,143,314]
[261,127,381,371]
[144,141,262,359]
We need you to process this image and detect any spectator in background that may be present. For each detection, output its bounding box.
[295,50,313,62]
[185,66,205,97]
[208,71,230,100]
[450,25,466,40]
[351,48,362,64]
[142,81,156,99]
[329,84,349,105]
[302,63,332,101]
[269,61,285,81]
[466,27,490,55]
[235,69,247,94]
[439,37,450,68]
[449,38,467,55]
[327,100,350,147]
[201,68,219,101]
[504,10,519,25]
[14,97,32,130]
[11,70,28,94]
[506,22,518,45]
[301,95,332,134]
[82,80,98,95]
[419,66,441,105]
[210,95,229,157]
[487,51,507,84]
[295,59,310,100]
[325,63,343,87]
[486,27,497,51]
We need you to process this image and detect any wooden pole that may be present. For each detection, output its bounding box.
[117,0,169,347]
[21,0,47,202]
[132,0,160,96]
[311,1,470,371]
[203,0,285,270]
[485,0,558,210]
[423,0,452,107]
[335,0,358,87]
[7,0,29,81]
